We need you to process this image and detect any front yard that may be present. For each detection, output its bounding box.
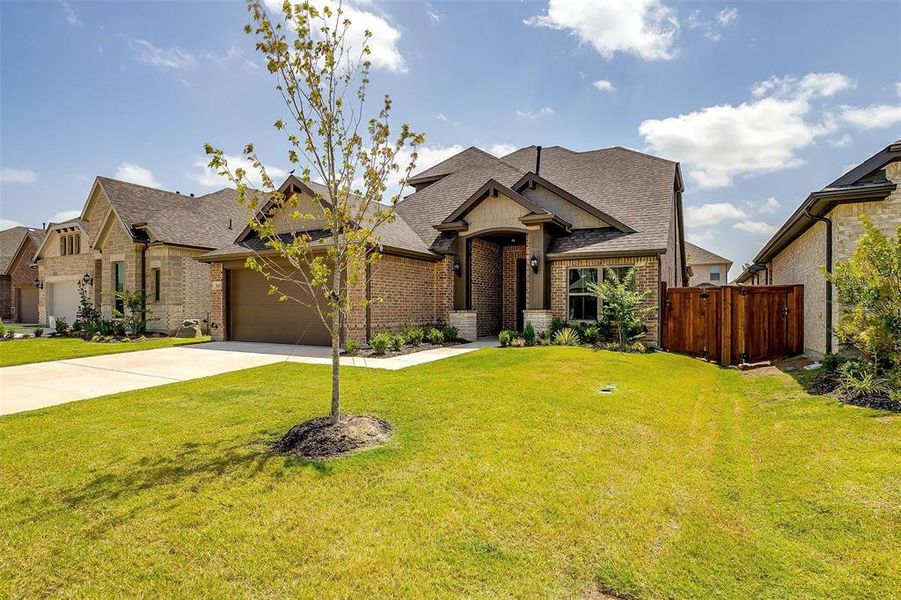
[1,348,898,597]
[0,336,211,367]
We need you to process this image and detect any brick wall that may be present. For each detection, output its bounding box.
[435,256,454,324]
[470,238,503,336]
[368,254,439,336]
[550,255,661,344]
[99,221,142,321]
[9,237,39,322]
[501,244,525,330]
[145,246,213,333]
[0,276,10,320]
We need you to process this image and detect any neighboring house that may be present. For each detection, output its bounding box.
[201,145,688,345]
[685,242,732,286]
[34,177,245,332]
[736,139,900,356]
[0,226,44,323]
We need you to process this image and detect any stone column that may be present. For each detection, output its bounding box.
[449,310,477,341]
[209,263,226,341]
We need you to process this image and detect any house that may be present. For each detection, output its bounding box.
[34,177,244,332]
[736,139,900,356]
[201,145,688,345]
[0,226,44,323]
[685,242,732,286]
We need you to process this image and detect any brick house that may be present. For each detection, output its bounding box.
[736,139,900,356]
[201,145,688,345]
[685,242,732,286]
[34,177,245,332]
[0,226,44,323]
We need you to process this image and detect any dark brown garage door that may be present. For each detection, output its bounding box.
[18,286,38,323]
[228,268,331,345]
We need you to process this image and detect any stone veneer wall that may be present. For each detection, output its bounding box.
[501,244,525,331]
[99,221,142,321]
[470,238,503,337]
[770,160,901,356]
[550,255,661,345]
[145,245,212,333]
[37,228,96,325]
[209,262,225,341]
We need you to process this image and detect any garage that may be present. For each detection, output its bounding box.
[16,286,38,323]
[47,280,80,326]
[227,268,331,345]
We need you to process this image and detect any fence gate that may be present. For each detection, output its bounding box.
[662,285,803,366]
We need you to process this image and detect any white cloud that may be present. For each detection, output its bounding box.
[684,202,747,227]
[525,0,679,61]
[640,72,850,188]
[839,104,901,130]
[896,82,901,98]
[189,155,288,190]
[758,196,780,214]
[516,107,555,119]
[828,133,853,147]
[114,163,162,188]
[488,143,517,157]
[593,79,616,92]
[687,228,715,244]
[51,209,81,223]
[0,219,25,230]
[733,220,776,235]
[399,144,464,176]
[425,2,442,24]
[718,7,739,26]
[59,0,81,26]
[264,0,406,73]
[0,168,37,183]
[129,39,196,71]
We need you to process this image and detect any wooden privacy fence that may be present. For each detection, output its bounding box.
[661,285,804,366]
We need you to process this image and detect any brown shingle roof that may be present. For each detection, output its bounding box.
[685,242,732,266]
[0,226,42,274]
[96,177,248,249]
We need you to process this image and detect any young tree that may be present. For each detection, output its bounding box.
[205,0,424,425]
[824,216,901,372]
[588,266,654,349]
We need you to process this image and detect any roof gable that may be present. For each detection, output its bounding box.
[685,242,731,267]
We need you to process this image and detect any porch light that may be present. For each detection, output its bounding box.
[453,259,462,277]
[82,273,94,286]
[33,278,44,289]
[529,254,539,274]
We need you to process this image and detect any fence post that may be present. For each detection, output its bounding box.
[721,286,732,366]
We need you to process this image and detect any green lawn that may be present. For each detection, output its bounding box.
[1,349,898,598]
[0,336,211,367]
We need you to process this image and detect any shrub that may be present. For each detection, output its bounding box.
[441,325,458,342]
[405,327,424,347]
[498,330,513,348]
[428,328,444,345]
[630,341,648,353]
[821,353,847,373]
[837,369,890,400]
[0,320,5,338]
[510,336,526,348]
[537,330,551,346]
[33,328,44,338]
[554,327,580,346]
[345,339,359,354]
[550,316,568,335]
[589,266,654,350]
[55,317,69,336]
[389,334,404,352]
[582,324,600,345]
[523,323,535,346]
[369,333,391,355]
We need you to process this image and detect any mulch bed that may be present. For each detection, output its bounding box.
[346,340,462,359]
[272,415,392,459]
[809,371,900,412]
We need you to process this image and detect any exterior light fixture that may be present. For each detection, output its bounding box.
[33,278,44,289]
[529,254,539,274]
[453,259,462,277]
[82,273,94,286]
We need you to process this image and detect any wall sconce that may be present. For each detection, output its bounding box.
[33,278,44,290]
[529,254,539,274]
[453,259,462,277]
[82,273,94,286]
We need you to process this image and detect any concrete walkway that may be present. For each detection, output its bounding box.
[0,340,495,416]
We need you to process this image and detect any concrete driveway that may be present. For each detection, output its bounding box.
[0,340,493,416]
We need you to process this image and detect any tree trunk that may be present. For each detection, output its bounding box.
[330,269,343,425]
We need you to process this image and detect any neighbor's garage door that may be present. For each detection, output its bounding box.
[18,286,39,323]
[228,268,331,345]
[47,281,79,325]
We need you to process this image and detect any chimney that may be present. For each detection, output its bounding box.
[175,191,180,195]
[535,145,542,175]
[42,222,46,230]
[228,218,233,230]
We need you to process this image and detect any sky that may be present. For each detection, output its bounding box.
[1,0,900,276]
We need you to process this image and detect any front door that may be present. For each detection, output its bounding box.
[516,258,526,331]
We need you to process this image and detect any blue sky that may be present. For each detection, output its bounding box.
[1,0,899,274]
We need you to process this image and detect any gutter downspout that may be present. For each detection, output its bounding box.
[804,206,833,354]
[140,242,148,333]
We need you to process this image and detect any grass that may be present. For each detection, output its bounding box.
[0,335,211,367]
[1,348,898,598]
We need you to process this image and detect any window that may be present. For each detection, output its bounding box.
[153,269,161,302]
[568,268,598,321]
[709,265,721,281]
[113,262,125,314]
[59,233,80,256]
[567,266,634,322]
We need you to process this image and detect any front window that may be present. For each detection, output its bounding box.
[567,266,634,321]
[568,268,598,321]
[153,269,161,302]
[113,262,125,314]
[709,265,721,281]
